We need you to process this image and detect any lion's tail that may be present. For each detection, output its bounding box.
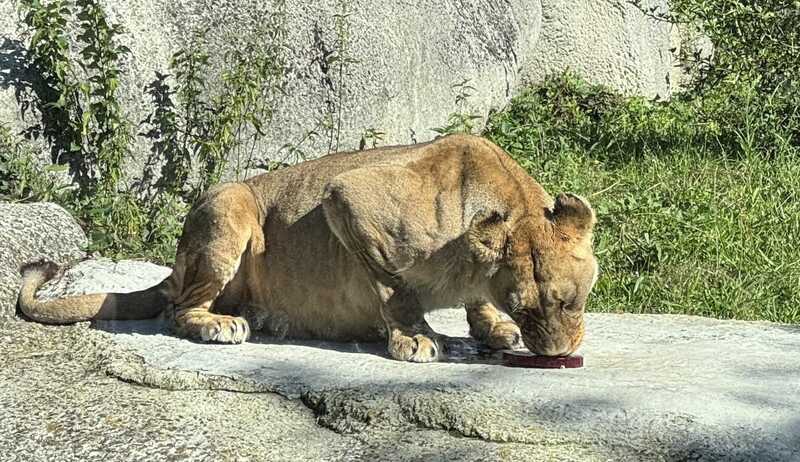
[18,260,172,324]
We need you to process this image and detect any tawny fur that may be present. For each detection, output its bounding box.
[18,135,598,361]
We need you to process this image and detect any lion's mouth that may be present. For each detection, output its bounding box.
[520,320,584,356]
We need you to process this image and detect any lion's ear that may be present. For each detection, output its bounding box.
[550,193,595,238]
[467,209,509,263]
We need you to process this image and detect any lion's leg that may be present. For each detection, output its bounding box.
[377,284,442,363]
[171,254,251,344]
[167,184,261,344]
[466,301,522,350]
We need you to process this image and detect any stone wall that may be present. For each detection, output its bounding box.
[0,0,674,171]
[522,0,674,99]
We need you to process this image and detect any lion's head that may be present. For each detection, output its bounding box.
[468,193,598,356]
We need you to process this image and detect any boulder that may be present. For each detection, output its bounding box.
[521,0,675,99]
[0,202,87,318]
[0,0,673,172]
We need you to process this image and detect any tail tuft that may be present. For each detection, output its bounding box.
[20,259,62,281]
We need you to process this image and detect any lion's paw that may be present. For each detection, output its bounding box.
[485,320,522,350]
[242,306,289,339]
[389,332,441,363]
[200,315,251,344]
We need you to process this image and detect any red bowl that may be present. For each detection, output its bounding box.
[502,351,584,368]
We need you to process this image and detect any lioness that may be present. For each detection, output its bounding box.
[18,134,598,362]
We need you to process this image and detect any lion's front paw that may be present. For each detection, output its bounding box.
[389,332,441,362]
[200,315,251,344]
[484,320,522,350]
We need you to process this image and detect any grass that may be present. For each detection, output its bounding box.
[484,75,800,324]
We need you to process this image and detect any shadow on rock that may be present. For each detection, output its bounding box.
[93,317,172,336]
[0,37,33,94]
[94,317,507,364]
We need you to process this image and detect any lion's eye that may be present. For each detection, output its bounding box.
[561,301,582,317]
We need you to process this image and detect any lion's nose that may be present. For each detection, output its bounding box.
[550,345,574,357]
[522,335,561,356]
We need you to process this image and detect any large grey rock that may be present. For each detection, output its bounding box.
[159,0,543,166]
[101,312,800,461]
[0,321,597,461]
[0,202,87,319]
[1,0,673,175]
[25,258,800,461]
[522,0,675,99]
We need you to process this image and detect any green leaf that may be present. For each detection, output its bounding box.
[81,110,92,133]
[45,164,69,173]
